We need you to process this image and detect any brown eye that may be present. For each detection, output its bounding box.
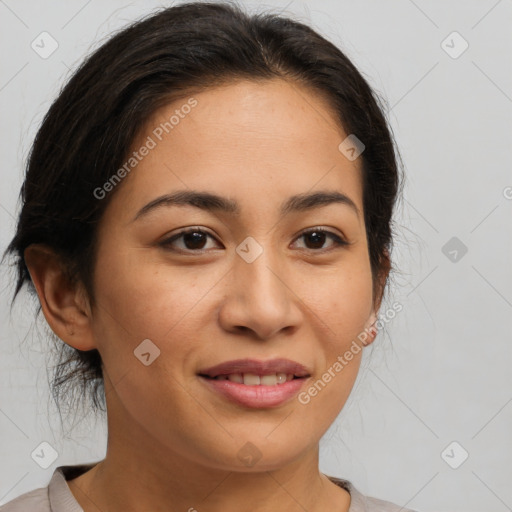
[294,228,349,252]
[159,228,220,253]
[181,231,208,250]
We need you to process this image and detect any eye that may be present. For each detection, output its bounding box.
[292,227,349,252]
[159,226,350,254]
[159,228,221,253]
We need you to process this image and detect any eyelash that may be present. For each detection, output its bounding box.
[159,227,350,254]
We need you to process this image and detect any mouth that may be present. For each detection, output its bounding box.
[196,358,311,408]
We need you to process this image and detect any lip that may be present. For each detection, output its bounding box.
[197,358,311,409]
[198,375,309,408]
[197,358,311,378]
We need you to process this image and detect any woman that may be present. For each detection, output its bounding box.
[1,2,413,511]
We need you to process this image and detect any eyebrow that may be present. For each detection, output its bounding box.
[133,189,360,221]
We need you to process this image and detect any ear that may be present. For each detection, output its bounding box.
[24,244,97,351]
[363,248,391,346]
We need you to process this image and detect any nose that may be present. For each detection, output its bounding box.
[218,244,303,340]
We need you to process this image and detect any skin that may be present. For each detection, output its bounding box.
[25,78,389,512]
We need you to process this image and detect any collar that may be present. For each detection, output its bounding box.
[47,464,368,511]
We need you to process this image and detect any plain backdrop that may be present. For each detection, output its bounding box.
[0,1,511,511]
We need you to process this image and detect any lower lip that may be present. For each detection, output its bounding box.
[198,376,308,408]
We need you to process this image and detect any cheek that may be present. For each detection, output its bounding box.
[297,258,373,403]
[298,362,360,437]
[92,246,204,338]
[295,282,369,433]
[89,245,230,388]
[301,258,374,343]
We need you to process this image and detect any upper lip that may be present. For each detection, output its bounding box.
[198,358,311,378]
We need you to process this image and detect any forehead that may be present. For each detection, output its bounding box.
[106,79,364,222]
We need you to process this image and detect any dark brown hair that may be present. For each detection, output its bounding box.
[3,1,404,423]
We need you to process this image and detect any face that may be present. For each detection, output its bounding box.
[87,78,378,471]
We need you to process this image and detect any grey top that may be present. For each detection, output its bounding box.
[0,463,418,511]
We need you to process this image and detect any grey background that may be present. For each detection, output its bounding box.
[0,1,511,511]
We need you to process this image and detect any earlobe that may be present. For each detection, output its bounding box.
[362,312,378,346]
[24,244,97,351]
[365,249,391,347]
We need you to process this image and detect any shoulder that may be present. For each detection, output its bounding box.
[0,463,97,512]
[328,475,419,512]
[0,486,50,511]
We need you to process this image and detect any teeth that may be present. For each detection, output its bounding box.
[260,374,277,386]
[244,373,261,385]
[214,372,294,385]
